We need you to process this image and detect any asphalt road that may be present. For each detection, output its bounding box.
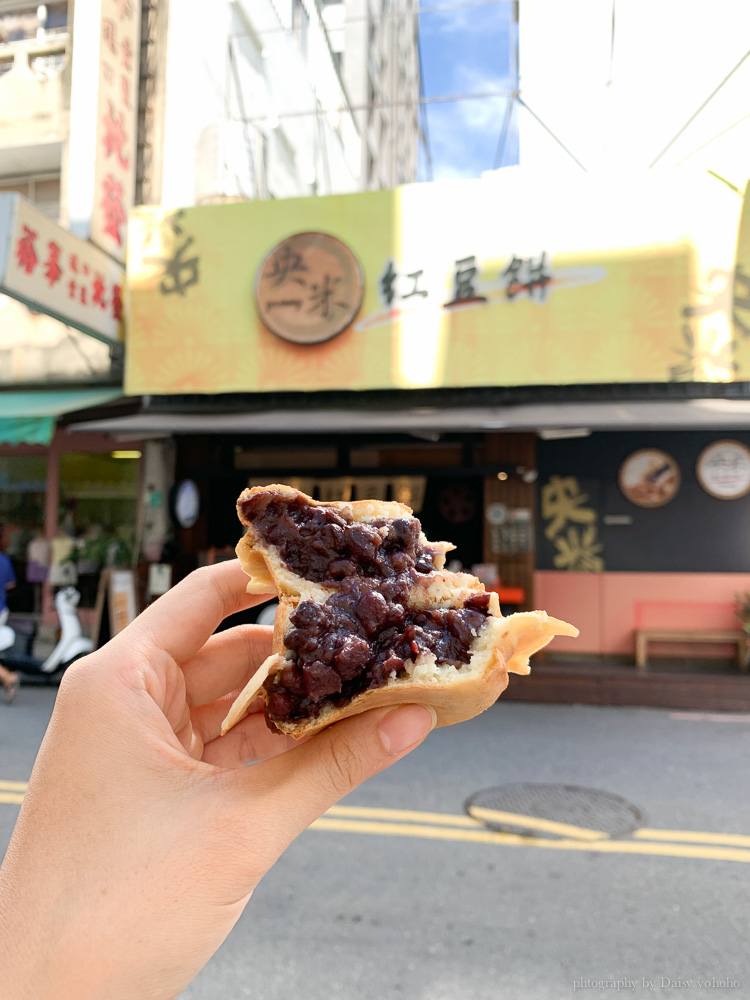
[2,686,750,1000]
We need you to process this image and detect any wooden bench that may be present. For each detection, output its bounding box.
[635,629,749,673]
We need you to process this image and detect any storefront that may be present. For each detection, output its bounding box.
[0,193,140,627]
[165,429,535,611]
[75,167,750,703]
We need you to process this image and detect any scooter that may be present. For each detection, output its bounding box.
[0,587,94,683]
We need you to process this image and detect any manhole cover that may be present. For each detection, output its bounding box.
[465,784,644,841]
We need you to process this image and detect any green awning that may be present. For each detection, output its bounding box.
[0,389,123,446]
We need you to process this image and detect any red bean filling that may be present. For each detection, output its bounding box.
[263,585,491,724]
[239,491,437,583]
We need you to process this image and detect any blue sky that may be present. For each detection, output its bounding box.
[417,1,519,180]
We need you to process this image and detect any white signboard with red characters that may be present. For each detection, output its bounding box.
[66,0,141,262]
[0,194,124,343]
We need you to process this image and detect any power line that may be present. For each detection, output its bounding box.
[416,21,434,180]
[239,88,515,126]
[516,96,588,173]
[648,47,750,169]
[493,0,518,169]
[672,110,750,169]
[493,94,516,169]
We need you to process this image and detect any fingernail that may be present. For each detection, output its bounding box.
[379,704,437,755]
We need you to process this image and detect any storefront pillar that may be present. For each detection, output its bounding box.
[482,432,537,611]
[41,434,61,623]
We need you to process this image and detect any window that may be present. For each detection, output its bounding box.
[0,174,61,221]
[0,2,68,43]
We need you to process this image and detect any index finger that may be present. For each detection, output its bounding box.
[120,560,273,664]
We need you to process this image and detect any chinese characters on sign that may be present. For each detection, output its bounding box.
[541,475,604,572]
[500,252,551,301]
[143,211,200,297]
[378,258,428,307]
[91,0,141,260]
[444,255,487,307]
[254,232,364,344]
[1,193,125,342]
[374,252,554,313]
[16,225,38,275]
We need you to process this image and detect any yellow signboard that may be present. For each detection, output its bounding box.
[733,180,750,366]
[126,171,743,394]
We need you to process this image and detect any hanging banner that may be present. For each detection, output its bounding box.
[126,170,742,394]
[0,194,124,343]
[66,0,141,262]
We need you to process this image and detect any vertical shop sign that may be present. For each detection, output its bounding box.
[66,0,141,262]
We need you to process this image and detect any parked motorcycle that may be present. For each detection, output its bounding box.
[0,587,94,683]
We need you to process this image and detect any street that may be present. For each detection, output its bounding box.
[2,689,750,1000]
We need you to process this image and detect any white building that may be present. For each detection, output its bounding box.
[155,0,421,207]
[329,0,420,189]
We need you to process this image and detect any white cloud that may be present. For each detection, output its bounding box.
[424,96,518,180]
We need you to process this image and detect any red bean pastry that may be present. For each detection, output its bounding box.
[221,485,578,739]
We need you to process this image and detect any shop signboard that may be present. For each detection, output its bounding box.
[618,449,681,508]
[66,0,141,262]
[0,194,124,343]
[126,170,744,395]
[733,180,750,344]
[696,440,750,500]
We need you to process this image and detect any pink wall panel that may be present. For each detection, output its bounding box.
[534,571,750,656]
[534,571,602,653]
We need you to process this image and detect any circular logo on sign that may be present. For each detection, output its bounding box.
[255,232,364,345]
[618,449,680,508]
[696,440,750,500]
[170,479,201,528]
[438,483,478,524]
[485,502,508,526]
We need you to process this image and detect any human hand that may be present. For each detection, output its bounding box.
[0,561,435,1000]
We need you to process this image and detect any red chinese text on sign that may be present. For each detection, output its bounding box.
[102,101,129,169]
[16,225,38,275]
[101,174,127,248]
[44,241,62,286]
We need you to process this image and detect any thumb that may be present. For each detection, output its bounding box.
[245,704,436,855]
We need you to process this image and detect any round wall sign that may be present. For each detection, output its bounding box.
[485,502,508,526]
[255,232,364,345]
[170,479,201,528]
[696,440,750,499]
[618,449,680,508]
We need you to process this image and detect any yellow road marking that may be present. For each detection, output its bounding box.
[2,782,750,863]
[0,780,28,792]
[330,804,608,841]
[468,806,608,841]
[0,792,25,804]
[327,805,478,828]
[635,828,750,848]
[312,818,750,863]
